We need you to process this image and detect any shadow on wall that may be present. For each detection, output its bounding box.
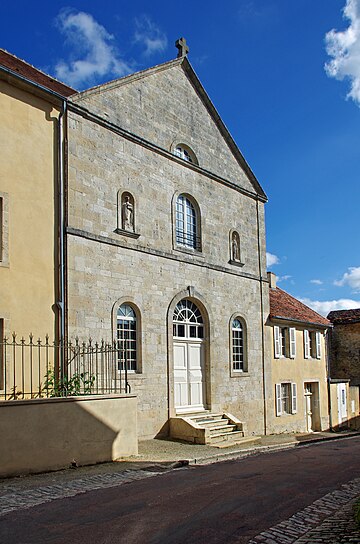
[0,395,137,478]
[331,414,360,432]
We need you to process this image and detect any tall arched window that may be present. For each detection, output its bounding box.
[232,317,246,372]
[117,303,137,371]
[176,194,200,250]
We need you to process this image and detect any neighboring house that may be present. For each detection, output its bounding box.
[267,273,330,433]
[0,49,74,341]
[327,309,360,430]
[0,50,75,398]
[327,309,360,385]
[65,45,270,439]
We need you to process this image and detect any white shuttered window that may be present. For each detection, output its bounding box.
[274,326,280,359]
[304,330,310,359]
[289,327,296,358]
[315,332,322,359]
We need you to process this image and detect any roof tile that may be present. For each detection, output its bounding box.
[0,49,75,97]
[327,308,360,324]
[269,287,330,327]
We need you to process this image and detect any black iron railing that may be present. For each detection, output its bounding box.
[0,334,132,401]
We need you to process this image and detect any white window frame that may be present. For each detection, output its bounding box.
[289,327,296,359]
[315,331,322,359]
[274,326,280,359]
[231,318,246,372]
[304,329,310,359]
[276,382,297,416]
[117,303,138,372]
[175,194,201,251]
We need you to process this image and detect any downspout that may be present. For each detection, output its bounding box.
[256,199,267,435]
[58,101,67,382]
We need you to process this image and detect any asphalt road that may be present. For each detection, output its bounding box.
[1,437,360,544]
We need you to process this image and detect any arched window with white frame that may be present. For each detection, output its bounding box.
[117,303,137,371]
[175,194,201,251]
[174,144,198,165]
[231,317,247,373]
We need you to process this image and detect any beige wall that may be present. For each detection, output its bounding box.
[0,394,137,477]
[0,80,59,340]
[329,381,360,430]
[267,323,329,433]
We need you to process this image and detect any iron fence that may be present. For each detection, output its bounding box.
[0,334,132,401]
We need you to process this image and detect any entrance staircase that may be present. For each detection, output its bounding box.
[169,412,248,445]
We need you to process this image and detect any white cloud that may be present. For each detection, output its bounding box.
[310,279,323,285]
[277,275,292,283]
[54,10,131,89]
[134,16,167,57]
[299,297,360,317]
[266,252,280,267]
[334,266,360,291]
[325,0,360,106]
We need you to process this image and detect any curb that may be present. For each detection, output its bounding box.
[184,432,360,466]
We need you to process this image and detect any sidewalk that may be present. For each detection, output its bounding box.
[132,429,360,465]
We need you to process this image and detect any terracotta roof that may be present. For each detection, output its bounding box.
[269,287,330,327]
[0,49,75,97]
[327,308,360,325]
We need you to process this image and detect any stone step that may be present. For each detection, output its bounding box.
[210,430,245,443]
[196,418,226,427]
[190,413,223,423]
[209,424,237,434]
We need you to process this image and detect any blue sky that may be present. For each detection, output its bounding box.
[2,0,360,315]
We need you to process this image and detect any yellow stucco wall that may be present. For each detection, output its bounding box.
[267,323,329,433]
[0,394,138,477]
[0,80,60,340]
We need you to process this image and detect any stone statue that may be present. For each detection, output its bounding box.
[232,232,240,261]
[122,195,134,231]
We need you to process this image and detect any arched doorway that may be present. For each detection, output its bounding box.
[173,299,206,413]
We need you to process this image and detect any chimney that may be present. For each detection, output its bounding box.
[267,271,277,289]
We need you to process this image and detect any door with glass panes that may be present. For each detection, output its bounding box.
[173,299,205,412]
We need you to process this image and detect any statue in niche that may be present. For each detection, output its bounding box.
[122,193,134,232]
[231,231,240,262]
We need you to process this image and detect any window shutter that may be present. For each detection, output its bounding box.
[276,384,282,416]
[315,331,321,359]
[274,326,280,358]
[291,383,297,414]
[304,330,310,359]
[289,327,296,359]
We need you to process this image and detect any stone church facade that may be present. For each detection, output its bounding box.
[65,53,270,439]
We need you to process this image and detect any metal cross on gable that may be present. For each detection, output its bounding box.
[175,37,189,58]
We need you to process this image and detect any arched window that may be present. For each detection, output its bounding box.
[174,144,198,165]
[231,317,246,372]
[175,194,201,250]
[173,299,204,339]
[117,303,137,371]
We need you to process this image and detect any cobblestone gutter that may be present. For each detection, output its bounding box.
[250,478,360,544]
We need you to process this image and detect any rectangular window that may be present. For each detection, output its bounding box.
[274,326,292,358]
[276,382,297,416]
[304,330,321,359]
[117,320,137,371]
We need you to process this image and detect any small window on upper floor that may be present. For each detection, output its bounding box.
[174,144,198,165]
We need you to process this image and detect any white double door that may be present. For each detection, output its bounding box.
[174,340,205,412]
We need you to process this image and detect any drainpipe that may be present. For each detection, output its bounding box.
[256,199,267,435]
[57,102,67,383]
